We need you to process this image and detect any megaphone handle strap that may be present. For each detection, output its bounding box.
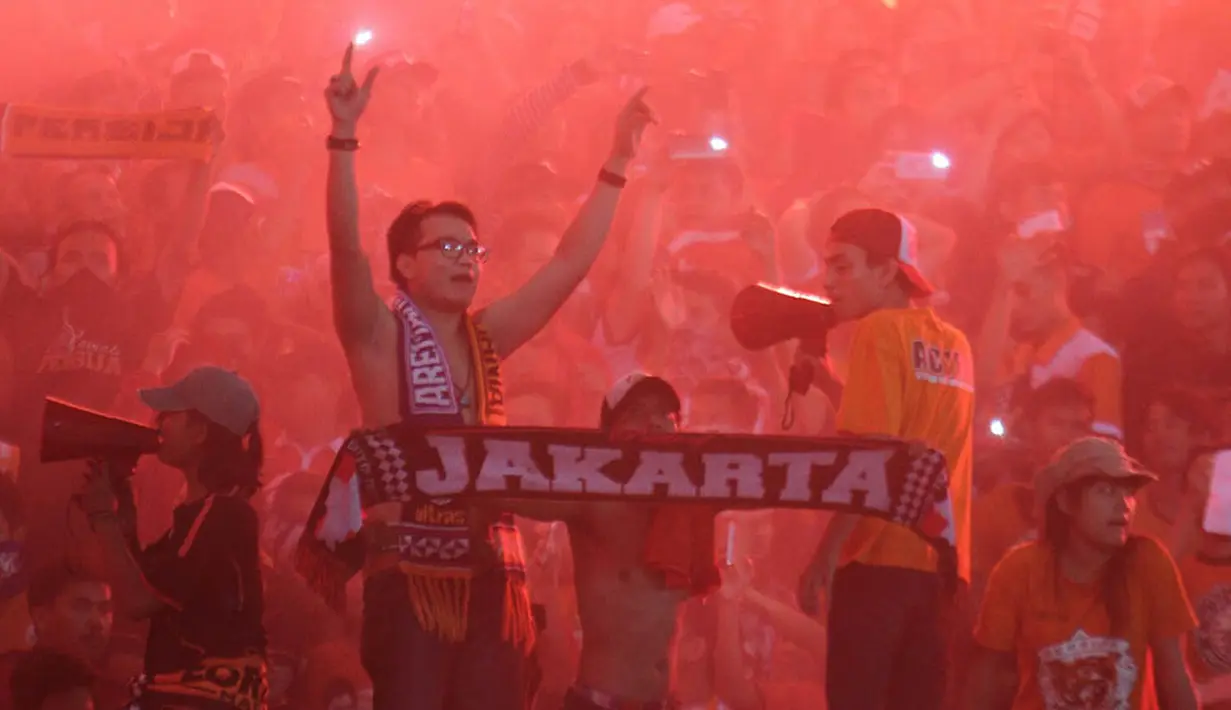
[113,480,140,551]
[799,335,829,358]
[782,392,798,432]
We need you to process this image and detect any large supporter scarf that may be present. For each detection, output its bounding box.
[128,656,268,710]
[296,291,533,646]
[299,424,959,610]
[0,104,216,161]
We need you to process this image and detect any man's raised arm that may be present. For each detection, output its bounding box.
[479,88,656,358]
[324,44,386,350]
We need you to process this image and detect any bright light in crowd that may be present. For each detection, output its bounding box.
[989,418,1006,438]
[931,152,951,170]
[354,29,374,47]
[709,136,729,152]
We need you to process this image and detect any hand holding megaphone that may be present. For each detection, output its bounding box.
[730,283,840,430]
[727,281,839,397]
[75,458,140,545]
[791,338,842,402]
[729,283,835,351]
[78,460,121,519]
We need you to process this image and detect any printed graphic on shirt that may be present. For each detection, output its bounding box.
[1037,629,1136,710]
[910,340,974,393]
[1195,583,1231,675]
[36,313,121,376]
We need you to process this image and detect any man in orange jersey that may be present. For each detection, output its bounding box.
[795,208,974,710]
[975,235,1122,441]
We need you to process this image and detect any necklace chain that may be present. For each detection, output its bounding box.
[453,360,473,407]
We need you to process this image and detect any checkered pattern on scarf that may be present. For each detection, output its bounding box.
[362,432,413,503]
[348,429,529,577]
[891,448,949,527]
[391,520,473,569]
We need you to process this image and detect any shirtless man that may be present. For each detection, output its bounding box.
[517,373,700,710]
[321,44,655,710]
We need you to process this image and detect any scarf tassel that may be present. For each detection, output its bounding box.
[295,539,355,612]
[503,579,536,652]
[403,567,473,643]
[400,565,535,649]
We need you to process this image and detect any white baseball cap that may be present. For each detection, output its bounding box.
[600,373,682,430]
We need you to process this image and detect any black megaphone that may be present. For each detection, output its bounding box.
[40,398,160,465]
[729,283,836,351]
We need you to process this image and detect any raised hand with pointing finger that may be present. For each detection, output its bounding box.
[325,44,380,138]
[318,57,683,707]
[609,87,657,163]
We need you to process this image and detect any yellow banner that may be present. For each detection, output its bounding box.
[0,104,216,161]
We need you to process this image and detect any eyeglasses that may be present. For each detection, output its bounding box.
[417,239,490,264]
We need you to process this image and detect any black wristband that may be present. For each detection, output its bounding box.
[598,168,627,189]
[327,136,360,152]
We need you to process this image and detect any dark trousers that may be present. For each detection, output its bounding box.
[561,688,676,710]
[826,563,948,710]
[131,693,251,710]
[361,570,533,710]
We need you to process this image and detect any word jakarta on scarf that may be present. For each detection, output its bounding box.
[314,425,956,545]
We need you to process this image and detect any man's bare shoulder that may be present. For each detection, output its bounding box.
[338,307,402,424]
[340,304,397,357]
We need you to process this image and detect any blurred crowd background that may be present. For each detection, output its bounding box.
[0,0,1230,708]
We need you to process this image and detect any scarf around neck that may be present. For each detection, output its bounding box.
[296,291,532,647]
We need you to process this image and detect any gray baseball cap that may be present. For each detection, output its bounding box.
[140,366,260,436]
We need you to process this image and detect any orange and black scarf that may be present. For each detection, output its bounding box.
[298,426,962,620]
[129,656,268,710]
[296,292,533,648]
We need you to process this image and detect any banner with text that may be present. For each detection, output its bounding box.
[298,425,960,608]
[0,104,216,161]
[346,425,955,545]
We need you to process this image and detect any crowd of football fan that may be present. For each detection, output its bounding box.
[1,0,1230,708]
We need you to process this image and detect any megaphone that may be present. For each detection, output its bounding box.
[730,283,835,351]
[40,398,160,465]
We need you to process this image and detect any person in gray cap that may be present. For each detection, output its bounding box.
[77,366,270,709]
[136,365,263,489]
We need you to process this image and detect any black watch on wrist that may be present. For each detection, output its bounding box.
[598,168,627,188]
[327,135,360,152]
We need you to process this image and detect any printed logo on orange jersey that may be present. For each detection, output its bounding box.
[910,340,973,393]
[1037,629,1136,710]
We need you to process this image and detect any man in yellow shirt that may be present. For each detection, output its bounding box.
[796,208,974,710]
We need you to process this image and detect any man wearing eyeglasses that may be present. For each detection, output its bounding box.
[315,44,656,710]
